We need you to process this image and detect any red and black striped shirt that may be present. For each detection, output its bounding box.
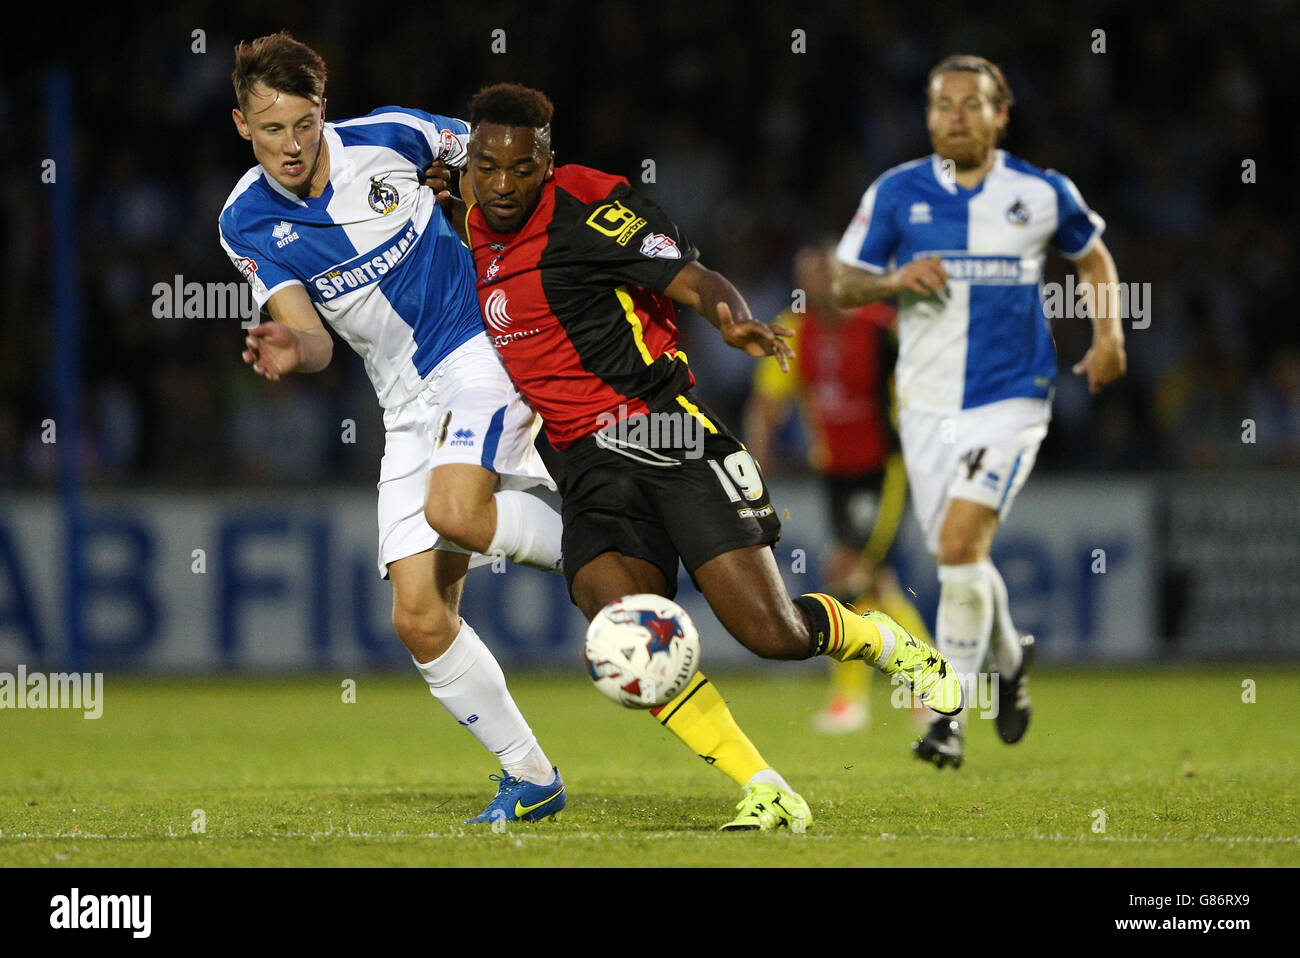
[467,165,699,449]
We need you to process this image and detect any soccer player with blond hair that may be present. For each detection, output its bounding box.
[833,55,1126,767]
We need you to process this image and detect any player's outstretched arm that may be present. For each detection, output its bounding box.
[1070,238,1126,394]
[665,262,795,371]
[832,258,948,307]
[242,285,334,381]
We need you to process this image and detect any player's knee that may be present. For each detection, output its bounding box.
[573,579,627,623]
[936,528,983,566]
[392,602,454,658]
[423,492,486,552]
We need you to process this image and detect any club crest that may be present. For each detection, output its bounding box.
[368,175,400,214]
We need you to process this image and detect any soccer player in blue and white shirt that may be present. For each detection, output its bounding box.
[834,55,1126,768]
[219,32,566,823]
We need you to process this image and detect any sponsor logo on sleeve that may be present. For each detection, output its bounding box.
[586,200,647,246]
[235,256,258,279]
[639,233,681,260]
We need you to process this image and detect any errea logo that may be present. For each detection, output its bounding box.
[272,221,300,249]
[909,202,932,224]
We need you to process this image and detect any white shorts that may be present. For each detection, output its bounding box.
[376,333,555,576]
[899,397,1050,554]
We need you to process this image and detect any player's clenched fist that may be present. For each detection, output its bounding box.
[242,321,302,382]
[887,257,949,298]
[421,158,454,197]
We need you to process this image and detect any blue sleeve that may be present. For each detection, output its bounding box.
[345,107,469,168]
[1047,170,1105,259]
[218,211,301,307]
[835,173,901,273]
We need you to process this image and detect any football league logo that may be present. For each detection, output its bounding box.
[368,175,400,214]
[438,128,468,167]
[639,233,681,260]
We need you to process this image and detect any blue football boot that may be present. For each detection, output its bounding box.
[463,767,566,825]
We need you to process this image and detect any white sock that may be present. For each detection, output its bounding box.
[488,490,563,574]
[936,562,995,727]
[983,560,1023,676]
[746,769,795,793]
[411,619,555,783]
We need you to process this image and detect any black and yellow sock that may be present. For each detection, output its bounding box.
[649,671,767,788]
[831,588,878,703]
[794,592,889,664]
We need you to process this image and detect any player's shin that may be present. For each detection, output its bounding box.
[411,619,555,784]
[983,560,1023,675]
[488,490,563,574]
[649,671,791,792]
[935,563,995,725]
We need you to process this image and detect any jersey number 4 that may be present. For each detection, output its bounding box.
[960,447,987,480]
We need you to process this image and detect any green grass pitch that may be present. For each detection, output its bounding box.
[1,667,1297,867]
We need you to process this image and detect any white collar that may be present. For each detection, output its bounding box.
[931,148,1005,193]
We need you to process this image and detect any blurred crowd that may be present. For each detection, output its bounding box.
[2,0,1295,487]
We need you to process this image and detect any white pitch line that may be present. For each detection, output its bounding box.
[0,831,1296,845]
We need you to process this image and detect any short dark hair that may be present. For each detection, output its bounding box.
[232,31,327,113]
[469,83,554,136]
[927,54,1014,111]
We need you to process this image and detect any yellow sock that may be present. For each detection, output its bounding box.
[649,671,767,787]
[796,592,886,664]
[829,658,869,702]
[833,588,881,701]
[875,582,933,645]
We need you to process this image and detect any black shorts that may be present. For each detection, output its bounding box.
[552,396,782,600]
[823,453,908,562]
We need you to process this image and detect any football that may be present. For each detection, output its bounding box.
[583,594,701,708]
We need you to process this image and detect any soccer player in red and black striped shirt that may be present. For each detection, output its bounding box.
[461,84,964,829]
